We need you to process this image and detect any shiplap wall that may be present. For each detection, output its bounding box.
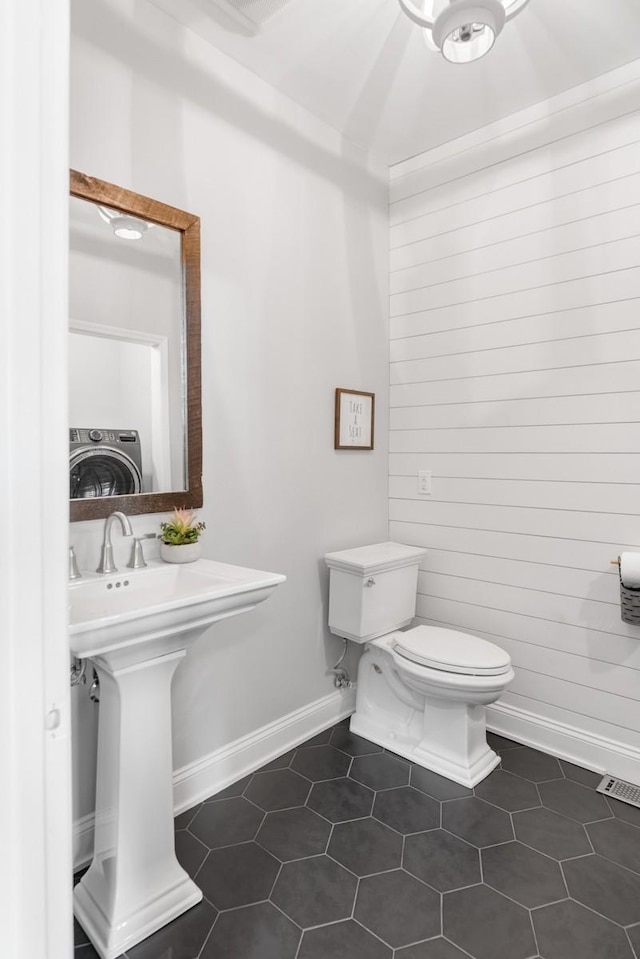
[388,62,640,782]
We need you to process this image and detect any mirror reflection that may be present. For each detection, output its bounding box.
[69,194,185,497]
[69,171,202,522]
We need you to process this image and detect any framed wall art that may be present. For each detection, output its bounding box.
[334,388,375,450]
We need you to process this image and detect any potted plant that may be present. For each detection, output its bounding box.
[159,508,206,564]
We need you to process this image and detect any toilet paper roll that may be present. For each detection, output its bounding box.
[620,552,640,589]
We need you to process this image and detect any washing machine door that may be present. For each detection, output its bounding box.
[70,446,143,499]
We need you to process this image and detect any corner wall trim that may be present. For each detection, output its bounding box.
[486,701,640,784]
[73,686,356,870]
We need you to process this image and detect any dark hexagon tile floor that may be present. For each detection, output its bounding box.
[73,723,640,959]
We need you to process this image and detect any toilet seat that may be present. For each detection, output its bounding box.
[391,625,511,676]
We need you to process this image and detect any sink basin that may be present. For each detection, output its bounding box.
[71,557,285,959]
[69,558,285,662]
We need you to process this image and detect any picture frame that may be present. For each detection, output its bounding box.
[334,388,375,450]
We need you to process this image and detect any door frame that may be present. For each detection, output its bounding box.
[0,0,73,956]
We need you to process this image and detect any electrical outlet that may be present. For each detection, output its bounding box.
[417,470,432,495]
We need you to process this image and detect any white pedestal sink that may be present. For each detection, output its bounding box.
[69,559,285,959]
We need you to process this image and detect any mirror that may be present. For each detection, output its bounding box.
[69,170,202,521]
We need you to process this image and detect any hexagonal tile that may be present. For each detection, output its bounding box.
[373,786,439,834]
[127,898,217,959]
[354,869,441,948]
[328,818,402,876]
[271,855,357,927]
[174,803,202,830]
[395,940,472,959]
[205,774,252,801]
[564,854,640,926]
[174,829,208,877]
[559,760,602,788]
[411,766,472,801]
[608,795,640,829]
[482,841,566,908]
[307,776,374,823]
[291,745,351,781]
[350,752,411,790]
[538,779,611,823]
[499,746,562,782]
[244,768,310,811]
[298,728,333,748]
[404,829,480,892]
[474,769,540,812]
[627,924,640,957]
[297,919,391,959]
[75,948,100,959]
[330,726,383,756]
[442,797,513,848]
[513,806,591,860]
[189,796,263,848]
[260,749,295,772]
[533,899,634,959]
[487,732,521,753]
[201,901,300,959]
[73,916,89,948]
[256,806,330,861]
[196,841,279,909]
[444,884,536,959]
[587,818,640,874]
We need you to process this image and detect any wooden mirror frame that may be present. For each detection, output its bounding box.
[69,170,203,521]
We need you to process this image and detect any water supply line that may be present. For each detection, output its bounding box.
[70,657,86,686]
[89,668,100,703]
[329,638,352,689]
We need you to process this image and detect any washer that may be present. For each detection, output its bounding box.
[70,428,143,499]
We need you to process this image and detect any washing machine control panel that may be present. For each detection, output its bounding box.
[70,428,138,445]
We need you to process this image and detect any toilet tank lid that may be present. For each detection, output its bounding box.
[324,542,427,575]
[392,625,512,675]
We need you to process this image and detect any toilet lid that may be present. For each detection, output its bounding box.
[392,626,511,676]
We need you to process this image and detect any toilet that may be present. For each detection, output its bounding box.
[324,542,515,787]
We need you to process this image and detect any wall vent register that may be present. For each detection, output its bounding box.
[597,775,640,809]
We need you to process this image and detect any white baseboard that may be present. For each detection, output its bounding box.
[487,701,640,784]
[73,687,356,871]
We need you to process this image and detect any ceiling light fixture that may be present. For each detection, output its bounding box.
[398,0,529,63]
[97,205,152,241]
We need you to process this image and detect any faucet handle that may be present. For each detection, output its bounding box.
[69,546,82,581]
[127,538,148,570]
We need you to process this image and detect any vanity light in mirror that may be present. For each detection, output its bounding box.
[97,204,153,241]
[69,171,202,522]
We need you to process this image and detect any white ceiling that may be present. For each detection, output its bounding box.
[148,0,640,165]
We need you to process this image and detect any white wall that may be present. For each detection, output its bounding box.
[69,0,388,855]
[389,62,640,782]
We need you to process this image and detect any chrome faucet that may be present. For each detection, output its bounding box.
[96,511,133,574]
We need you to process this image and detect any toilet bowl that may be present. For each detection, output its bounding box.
[325,542,514,787]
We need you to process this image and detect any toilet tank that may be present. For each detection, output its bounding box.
[324,542,427,643]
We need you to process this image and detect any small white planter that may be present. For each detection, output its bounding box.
[160,542,202,564]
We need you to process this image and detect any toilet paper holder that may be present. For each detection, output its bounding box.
[611,556,640,625]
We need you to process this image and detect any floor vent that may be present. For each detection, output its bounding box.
[597,774,640,808]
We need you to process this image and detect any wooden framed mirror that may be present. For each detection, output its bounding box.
[69,171,202,521]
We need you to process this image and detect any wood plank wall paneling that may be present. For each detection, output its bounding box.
[389,68,640,771]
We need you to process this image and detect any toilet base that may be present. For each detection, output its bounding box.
[350,710,500,788]
[351,643,504,788]
[349,713,501,789]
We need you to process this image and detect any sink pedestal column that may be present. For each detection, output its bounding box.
[73,645,202,959]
